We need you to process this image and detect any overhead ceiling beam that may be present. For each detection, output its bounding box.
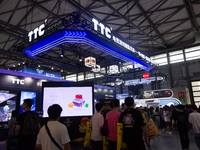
[153,19,189,41]
[146,5,185,37]
[0,20,26,34]
[183,0,199,31]
[102,0,134,22]
[0,1,48,16]
[113,1,163,32]
[27,0,61,20]
[136,0,166,27]
[165,31,191,43]
[101,0,166,48]
[172,30,191,47]
[134,0,167,46]
[45,0,60,25]
[102,5,185,22]
[0,0,21,33]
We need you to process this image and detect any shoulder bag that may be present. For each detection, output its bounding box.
[45,123,63,150]
[100,119,109,136]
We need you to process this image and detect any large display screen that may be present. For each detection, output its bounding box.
[0,90,17,122]
[19,91,36,114]
[43,87,93,117]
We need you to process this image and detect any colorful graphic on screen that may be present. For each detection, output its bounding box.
[43,87,93,117]
[0,90,16,122]
[19,91,36,113]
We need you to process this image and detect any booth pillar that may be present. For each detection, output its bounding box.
[183,48,194,104]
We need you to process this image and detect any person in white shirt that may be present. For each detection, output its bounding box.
[36,104,71,150]
[91,103,104,150]
[189,105,200,150]
[164,106,172,134]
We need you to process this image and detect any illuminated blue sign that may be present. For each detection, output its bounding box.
[23,66,61,78]
[92,18,157,66]
[24,30,152,71]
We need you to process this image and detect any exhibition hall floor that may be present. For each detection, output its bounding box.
[0,129,198,150]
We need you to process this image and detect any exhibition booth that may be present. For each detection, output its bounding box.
[0,12,157,147]
[0,69,115,143]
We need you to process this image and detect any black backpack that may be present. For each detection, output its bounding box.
[21,112,39,136]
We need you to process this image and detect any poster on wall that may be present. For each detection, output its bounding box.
[0,90,17,122]
[19,91,36,113]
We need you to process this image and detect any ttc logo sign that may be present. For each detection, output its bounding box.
[12,79,25,85]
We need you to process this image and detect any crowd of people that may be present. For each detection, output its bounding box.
[91,99,200,150]
[4,97,200,150]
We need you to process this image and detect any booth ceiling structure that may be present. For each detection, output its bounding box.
[0,0,200,76]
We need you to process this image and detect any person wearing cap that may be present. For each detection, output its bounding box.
[15,99,39,150]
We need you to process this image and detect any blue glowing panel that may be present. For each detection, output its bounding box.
[19,91,36,114]
[158,98,181,106]
[24,66,61,78]
[24,31,151,70]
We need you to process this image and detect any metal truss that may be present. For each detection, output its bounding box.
[0,0,199,75]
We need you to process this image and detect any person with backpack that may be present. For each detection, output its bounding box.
[36,104,71,150]
[15,99,39,150]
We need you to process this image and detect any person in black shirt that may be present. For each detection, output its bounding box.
[171,105,177,130]
[175,105,190,150]
[15,99,39,150]
[119,97,150,150]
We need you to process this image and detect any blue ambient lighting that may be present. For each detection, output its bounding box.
[24,30,152,70]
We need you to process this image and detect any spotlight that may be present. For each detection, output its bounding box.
[61,70,63,72]
[79,55,82,61]
[18,63,20,65]
[13,65,15,67]
[38,65,40,67]
[51,67,54,70]
[61,50,64,58]
[22,62,25,64]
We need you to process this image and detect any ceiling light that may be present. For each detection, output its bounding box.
[13,65,15,67]
[61,50,64,58]
[51,67,54,70]
[38,65,40,67]
[61,70,63,72]
[22,62,25,64]
[18,63,20,65]
[79,55,82,61]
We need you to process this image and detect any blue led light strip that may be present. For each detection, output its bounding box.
[24,31,151,70]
